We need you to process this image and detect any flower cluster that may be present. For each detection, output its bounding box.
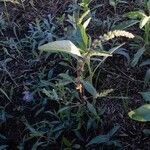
[92,30,135,48]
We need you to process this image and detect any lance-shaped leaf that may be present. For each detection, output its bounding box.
[83,17,91,29]
[88,50,112,57]
[111,20,139,30]
[128,104,150,122]
[131,46,146,67]
[144,68,150,88]
[139,92,150,102]
[78,9,90,24]
[125,11,147,19]
[140,16,150,29]
[38,40,82,58]
[82,80,97,98]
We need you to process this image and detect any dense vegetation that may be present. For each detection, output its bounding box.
[0,0,150,149]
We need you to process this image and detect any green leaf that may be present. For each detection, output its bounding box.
[32,142,45,150]
[112,20,139,30]
[70,26,88,50]
[83,17,91,29]
[57,106,70,114]
[63,137,72,147]
[109,0,116,7]
[140,59,150,66]
[0,134,7,140]
[53,124,65,133]
[59,73,75,83]
[0,88,10,101]
[143,129,150,135]
[79,25,89,50]
[48,68,54,79]
[87,118,94,130]
[81,0,91,6]
[86,135,109,147]
[78,10,90,24]
[140,16,150,29]
[42,89,53,99]
[115,48,130,64]
[107,126,120,137]
[128,104,150,122]
[109,43,125,54]
[125,11,147,19]
[38,40,82,58]
[89,50,112,57]
[25,122,45,137]
[67,14,76,29]
[144,68,150,88]
[139,92,150,101]
[131,46,146,67]
[87,101,97,116]
[0,145,8,150]
[82,81,97,98]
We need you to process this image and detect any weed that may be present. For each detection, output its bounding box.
[39,0,134,103]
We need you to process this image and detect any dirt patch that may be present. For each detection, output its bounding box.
[1,0,70,28]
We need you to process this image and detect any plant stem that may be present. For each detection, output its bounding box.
[87,61,93,85]
[76,59,85,103]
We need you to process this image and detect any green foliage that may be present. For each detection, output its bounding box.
[39,40,82,58]
[126,5,150,67]
[128,104,150,122]
[139,91,150,101]
[0,106,13,124]
[128,88,150,122]
[113,1,150,68]
[39,3,134,101]
[125,10,150,44]
[131,46,146,67]
[20,76,120,148]
[86,126,121,147]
